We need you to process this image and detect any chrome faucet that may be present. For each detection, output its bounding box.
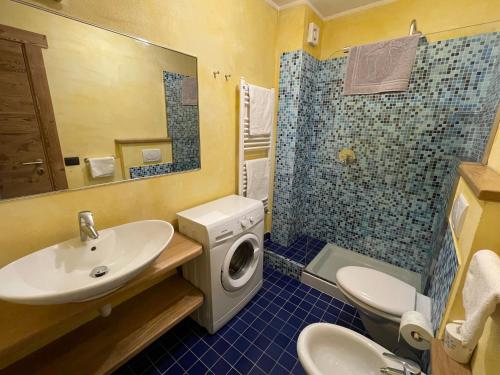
[380,353,421,375]
[79,211,99,241]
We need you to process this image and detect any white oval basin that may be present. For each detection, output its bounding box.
[297,323,403,375]
[0,220,174,305]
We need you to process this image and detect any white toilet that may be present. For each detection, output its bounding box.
[336,266,431,356]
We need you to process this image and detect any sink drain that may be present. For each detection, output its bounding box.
[90,266,109,278]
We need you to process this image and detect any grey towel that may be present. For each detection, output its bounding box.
[343,35,420,95]
[182,76,198,105]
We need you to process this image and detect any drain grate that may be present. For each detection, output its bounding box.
[90,266,109,278]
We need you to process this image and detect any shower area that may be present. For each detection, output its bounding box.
[267,30,500,297]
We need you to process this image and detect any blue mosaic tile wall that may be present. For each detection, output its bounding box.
[272,32,500,274]
[129,73,200,179]
[263,250,304,280]
[164,72,200,168]
[129,160,199,179]
[428,225,459,333]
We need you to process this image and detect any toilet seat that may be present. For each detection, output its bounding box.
[337,284,402,323]
[336,266,416,321]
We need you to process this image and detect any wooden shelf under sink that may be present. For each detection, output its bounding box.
[0,232,202,369]
[3,274,203,375]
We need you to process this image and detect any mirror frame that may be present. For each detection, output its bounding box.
[1,0,201,204]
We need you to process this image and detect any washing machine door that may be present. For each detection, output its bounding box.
[221,233,261,292]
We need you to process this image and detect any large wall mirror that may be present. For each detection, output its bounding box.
[0,0,200,201]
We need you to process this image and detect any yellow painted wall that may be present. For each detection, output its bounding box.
[443,187,500,375]
[275,6,307,56]
[0,0,196,189]
[274,4,323,59]
[321,0,500,59]
[0,0,278,267]
[438,145,500,374]
[118,142,173,180]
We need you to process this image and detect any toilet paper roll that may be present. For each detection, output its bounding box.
[399,311,433,350]
[443,322,474,364]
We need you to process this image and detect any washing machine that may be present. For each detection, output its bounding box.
[177,195,264,334]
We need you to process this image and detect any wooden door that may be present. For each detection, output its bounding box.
[0,24,67,199]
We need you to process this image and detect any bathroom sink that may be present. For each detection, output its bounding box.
[0,220,174,305]
[297,323,404,375]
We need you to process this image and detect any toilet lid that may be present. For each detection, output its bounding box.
[336,266,416,317]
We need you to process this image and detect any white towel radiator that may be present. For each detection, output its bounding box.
[238,77,274,212]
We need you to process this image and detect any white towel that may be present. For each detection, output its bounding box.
[245,158,269,201]
[249,84,274,135]
[460,250,500,347]
[182,76,198,106]
[87,157,115,178]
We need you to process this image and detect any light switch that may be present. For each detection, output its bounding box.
[450,194,469,239]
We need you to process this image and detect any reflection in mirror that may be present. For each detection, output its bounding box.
[0,0,200,201]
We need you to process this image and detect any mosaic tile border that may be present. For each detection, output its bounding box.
[263,250,304,280]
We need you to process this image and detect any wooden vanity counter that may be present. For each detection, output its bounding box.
[431,339,472,375]
[0,232,203,372]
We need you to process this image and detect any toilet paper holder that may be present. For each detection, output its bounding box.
[411,331,430,343]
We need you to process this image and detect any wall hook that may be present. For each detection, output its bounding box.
[213,71,220,79]
[224,74,232,81]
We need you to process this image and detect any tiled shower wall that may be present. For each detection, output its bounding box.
[163,72,200,169]
[428,225,459,333]
[272,33,500,274]
[130,72,200,179]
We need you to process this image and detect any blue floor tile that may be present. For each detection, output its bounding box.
[212,358,232,374]
[256,353,275,373]
[113,266,365,375]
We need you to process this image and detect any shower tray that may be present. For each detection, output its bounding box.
[301,243,422,301]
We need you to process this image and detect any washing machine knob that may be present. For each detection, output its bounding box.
[249,217,254,224]
[240,219,249,228]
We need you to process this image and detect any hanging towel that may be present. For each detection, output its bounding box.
[343,34,420,95]
[460,250,500,347]
[249,84,274,135]
[87,157,115,178]
[245,158,270,201]
[182,76,198,106]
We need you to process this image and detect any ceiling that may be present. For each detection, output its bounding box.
[270,0,390,19]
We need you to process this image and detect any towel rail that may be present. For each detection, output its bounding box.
[84,156,115,163]
[238,78,274,213]
[340,19,423,54]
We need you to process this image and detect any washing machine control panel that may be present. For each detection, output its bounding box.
[239,218,250,229]
[210,207,263,246]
